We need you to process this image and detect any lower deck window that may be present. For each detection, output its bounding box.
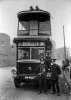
[31,47,45,59]
[18,47,45,60]
[18,48,30,59]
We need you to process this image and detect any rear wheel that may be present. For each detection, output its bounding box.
[14,78,20,88]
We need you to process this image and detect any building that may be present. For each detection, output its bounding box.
[0,33,11,67]
[10,43,16,66]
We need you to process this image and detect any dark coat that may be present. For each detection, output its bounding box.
[36,63,48,76]
[50,64,61,80]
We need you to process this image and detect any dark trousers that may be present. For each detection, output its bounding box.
[51,79,60,93]
[38,75,47,92]
[47,79,51,90]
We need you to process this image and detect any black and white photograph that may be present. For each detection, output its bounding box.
[0,0,71,100]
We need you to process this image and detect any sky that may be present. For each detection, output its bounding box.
[0,0,71,48]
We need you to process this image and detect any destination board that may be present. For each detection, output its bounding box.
[18,42,45,46]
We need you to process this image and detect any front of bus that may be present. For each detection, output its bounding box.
[12,6,52,87]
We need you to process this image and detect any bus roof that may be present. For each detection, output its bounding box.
[17,6,50,22]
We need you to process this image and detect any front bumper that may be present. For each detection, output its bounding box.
[11,69,51,80]
[11,69,38,80]
[17,74,38,80]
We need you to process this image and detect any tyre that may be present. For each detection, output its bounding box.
[14,78,20,88]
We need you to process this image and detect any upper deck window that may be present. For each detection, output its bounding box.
[18,21,29,30]
[1,41,5,48]
[29,21,38,35]
[39,21,50,31]
[39,21,51,35]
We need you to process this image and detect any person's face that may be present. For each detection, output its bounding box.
[51,61,55,65]
[41,61,44,64]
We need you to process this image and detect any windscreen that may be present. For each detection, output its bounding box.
[31,47,45,59]
[18,47,45,60]
[18,47,30,60]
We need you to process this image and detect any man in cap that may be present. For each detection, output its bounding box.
[36,58,48,94]
[50,59,61,96]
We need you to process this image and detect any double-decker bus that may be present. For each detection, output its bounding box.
[12,6,52,87]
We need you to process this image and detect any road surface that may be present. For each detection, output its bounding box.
[0,67,71,100]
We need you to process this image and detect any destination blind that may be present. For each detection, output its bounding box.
[18,42,45,46]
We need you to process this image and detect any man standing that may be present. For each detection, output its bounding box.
[50,59,61,96]
[36,58,47,94]
[45,59,52,91]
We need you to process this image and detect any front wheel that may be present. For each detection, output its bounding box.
[14,78,20,88]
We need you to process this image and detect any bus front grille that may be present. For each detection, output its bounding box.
[18,63,39,75]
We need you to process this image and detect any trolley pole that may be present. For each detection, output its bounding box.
[67,49,68,59]
[63,25,66,60]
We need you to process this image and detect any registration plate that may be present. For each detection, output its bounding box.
[25,76,35,79]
